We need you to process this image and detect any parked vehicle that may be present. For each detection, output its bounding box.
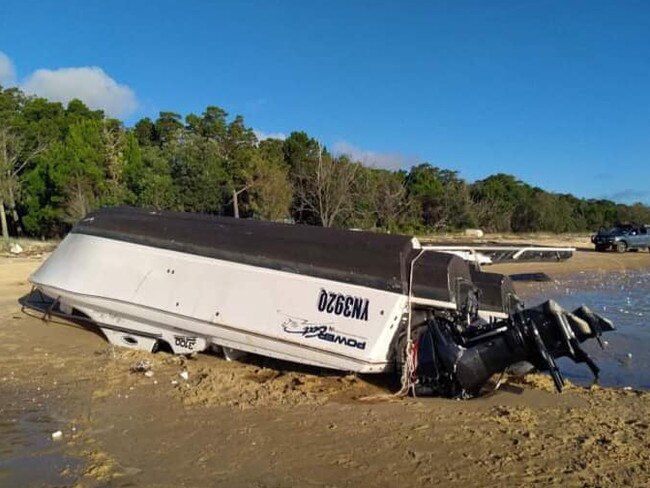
[591,224,650,252]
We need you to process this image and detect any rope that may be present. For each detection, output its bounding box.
[395,248,425,397]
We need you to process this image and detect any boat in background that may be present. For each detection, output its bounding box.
[421,244,575,266]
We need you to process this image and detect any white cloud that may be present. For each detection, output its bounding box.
[254,129,286,141]
[333,141,419,171]
[0,51,16,86]
[0,52,138,117]
[22,66,138,118]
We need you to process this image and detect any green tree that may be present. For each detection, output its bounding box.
[0,87,52,239]
[168,133,227,213]
[283,131,320,172]
[223,115,257,217]
[53,119,107,223]
[186,106,228,141]
[133,117,157,147]
[405,164,475,231]
[246,138,293,220]
[471,174,532,232]
[137,146,177,209]
[154,112,183,145]
[2,84,649,238]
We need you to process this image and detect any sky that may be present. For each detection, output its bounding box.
[1,0,649,203]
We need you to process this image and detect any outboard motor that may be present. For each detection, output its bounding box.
[412,301,615,398]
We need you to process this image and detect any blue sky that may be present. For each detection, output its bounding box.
[1,1,649,203]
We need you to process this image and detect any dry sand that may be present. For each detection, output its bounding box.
[1,250,650,487]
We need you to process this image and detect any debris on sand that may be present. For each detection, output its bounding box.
[130,359,152,373]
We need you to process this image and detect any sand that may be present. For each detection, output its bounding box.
[1,250,650,487]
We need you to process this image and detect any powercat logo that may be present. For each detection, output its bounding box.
[317,289,369,321]
[280,315,367,350]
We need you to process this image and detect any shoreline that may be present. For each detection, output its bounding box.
[1,254,650,486]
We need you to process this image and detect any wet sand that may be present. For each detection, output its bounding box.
[1,252,650,487]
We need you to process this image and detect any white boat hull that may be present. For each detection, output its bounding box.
[31,234,412,372]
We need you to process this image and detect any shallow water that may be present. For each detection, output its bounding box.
[0,387,81,487]
[520,269,650,390]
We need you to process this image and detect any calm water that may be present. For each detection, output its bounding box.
[520,269,650,390]
[0,386,81,487]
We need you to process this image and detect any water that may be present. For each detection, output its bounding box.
[0,388,82,487]
[521,269,650,390]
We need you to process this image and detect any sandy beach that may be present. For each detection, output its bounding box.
[1,247,650,487]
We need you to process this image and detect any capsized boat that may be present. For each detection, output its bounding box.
[25,207,614,397]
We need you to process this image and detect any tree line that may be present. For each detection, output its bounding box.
[1,85,648,241]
